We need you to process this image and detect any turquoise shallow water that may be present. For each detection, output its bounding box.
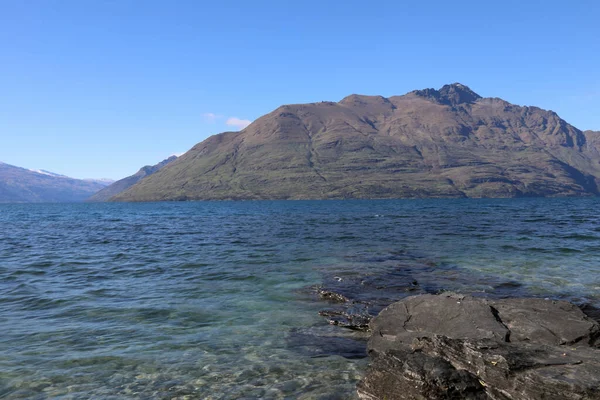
[1,198,599,399]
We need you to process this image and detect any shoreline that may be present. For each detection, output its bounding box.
[313,264,600,399]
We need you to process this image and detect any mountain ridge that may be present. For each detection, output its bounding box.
[111,84,600,202]
[87,156,177,202]
[0,162,111,203]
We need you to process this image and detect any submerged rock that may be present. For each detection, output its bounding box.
[318,308,371,331]
[286,326,368,359]
[318,289,350,303]
[358,293,600,400]
[311,254,537,335]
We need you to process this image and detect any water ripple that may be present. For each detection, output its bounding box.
[0,198,599,398]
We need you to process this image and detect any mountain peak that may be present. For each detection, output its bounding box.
[412,83,481,106]
[439,83,481,104]
[338,94,392,106]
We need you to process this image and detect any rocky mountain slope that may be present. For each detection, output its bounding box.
[112,84,600,201]
[87,156,177,202]
[0,162,110,203]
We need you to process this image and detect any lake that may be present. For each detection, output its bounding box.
[1,198,599,399]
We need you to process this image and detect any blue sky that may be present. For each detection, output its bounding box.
[1,0,598,179]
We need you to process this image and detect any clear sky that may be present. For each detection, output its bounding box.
[1,0,598,180]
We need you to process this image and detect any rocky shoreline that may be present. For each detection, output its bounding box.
[357,293,600,399]
[314,273,600,399]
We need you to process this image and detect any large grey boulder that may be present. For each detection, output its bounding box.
[358,293,600,400]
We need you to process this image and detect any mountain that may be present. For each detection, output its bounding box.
[0,162,111,203]
[86,156,177,202]
[111,84,600,201]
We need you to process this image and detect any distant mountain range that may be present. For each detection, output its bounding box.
[110,83,600,201]
[87,156,177,202]
[0,162,112,203]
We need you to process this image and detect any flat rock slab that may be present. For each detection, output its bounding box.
[489,298,600,347]
[368,293,509,353]
[359,293,600,400]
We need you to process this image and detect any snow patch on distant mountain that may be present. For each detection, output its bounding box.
[85,178,115,184]
[29,169,70,178]
[26,169,113,185]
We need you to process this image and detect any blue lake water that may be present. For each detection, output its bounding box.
[1,198,599,399]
